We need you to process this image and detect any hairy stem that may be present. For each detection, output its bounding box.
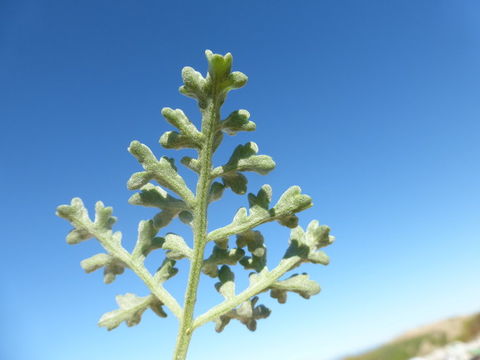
[173,100,219,360]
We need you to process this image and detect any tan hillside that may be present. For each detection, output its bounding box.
[343,312,480,360]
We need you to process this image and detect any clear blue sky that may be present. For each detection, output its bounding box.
[1,1,479,359]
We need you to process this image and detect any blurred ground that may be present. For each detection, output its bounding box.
[343,312,480,360]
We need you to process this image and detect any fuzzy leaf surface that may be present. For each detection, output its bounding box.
[98,293,167,331]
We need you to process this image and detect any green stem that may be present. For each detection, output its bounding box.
[172,100,219,360]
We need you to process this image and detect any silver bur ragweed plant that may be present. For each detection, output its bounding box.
[56,50,335,360]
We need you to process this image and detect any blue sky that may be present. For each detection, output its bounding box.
[1,1,479,359]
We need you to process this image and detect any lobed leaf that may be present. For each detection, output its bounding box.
[127,141,195,205]
[162,233,193,260]
[160,131,198,150]
[129,184,192,231]
[203,246,245,277]
[180,156,200,173]
[269,273,321,304]
[215,296,270,333]
[58,199,120,244]
[160,107,204,150]
[220,110,256,135]
[128,184,187,211]
[236,230,267,272]
[208,185,313,244]
[131,220,163,261]
[208,182,225,203]
[247,184,272,217]
[56,197,87,219]
[80,253,126,284]
[221,172,248,195]
[179,67,208,106]
[161,108,202,140]
[153,258,179,284]
[98,293,166,331]
[178,211,193,224]
[66,228,92,245]
[273,186,312,228]
[214,265,235,300]
[212,142,276,184]
[57,199,130,283]
[283,220,334,268]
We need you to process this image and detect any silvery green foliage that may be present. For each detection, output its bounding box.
[57,50,334,360]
